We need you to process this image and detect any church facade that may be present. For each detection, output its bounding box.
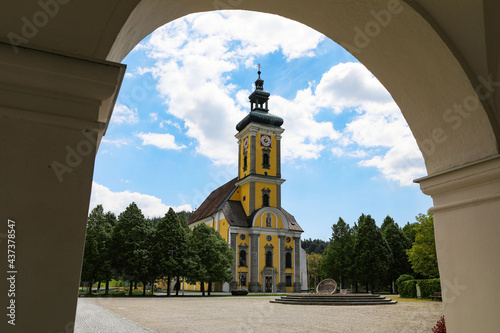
[187,71,306,293]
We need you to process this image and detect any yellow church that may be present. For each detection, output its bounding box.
[186,70,307,293]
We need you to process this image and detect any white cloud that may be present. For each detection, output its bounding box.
[149,112,158,122]
[137,11,424,185]
[358,137,426,186]
[139,11,326,165]
[271,89,340,160]
[112,103,139,125]
[315,62,393,112]
[311,62,426,184]
[136,132,186,150]
[89,182,192,217]
[101,138,129,148]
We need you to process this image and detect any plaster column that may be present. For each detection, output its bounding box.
[416,155,500,333]
[0,44,125,332]
[293,237,302,292]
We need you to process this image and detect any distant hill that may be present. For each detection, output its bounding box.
[302,238,328,254]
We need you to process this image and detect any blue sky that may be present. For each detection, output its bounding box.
[90,11,432,241]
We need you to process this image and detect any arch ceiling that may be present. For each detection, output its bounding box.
[1,0,499,174]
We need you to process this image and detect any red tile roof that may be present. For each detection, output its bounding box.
[187,177,238,224]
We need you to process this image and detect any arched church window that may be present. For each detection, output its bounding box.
[262,149,270,169]
[239,250,247,267]
[262,188,270,207]
[263,194,269,207]
[286,252,292,268]
[243,151,247,171]
[265,251,273,267]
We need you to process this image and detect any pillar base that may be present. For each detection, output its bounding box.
[249,282,261,292]
[277,283,287,292]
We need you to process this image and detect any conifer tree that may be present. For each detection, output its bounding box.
[353,214,392,292]
[384,220,412,292]
[81,205,114,294]
[153,208,190,296]
[320,217,354,289]
[112,202,154,296]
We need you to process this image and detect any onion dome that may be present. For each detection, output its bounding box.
[236,68,284,131]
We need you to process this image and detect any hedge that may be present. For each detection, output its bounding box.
[397,278,441,299]
[399,280,418,298]
[396,274,415,292]
[417,278,441,298]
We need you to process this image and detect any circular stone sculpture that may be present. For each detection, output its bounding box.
[316,279,337,294]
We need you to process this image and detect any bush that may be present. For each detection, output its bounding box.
[417,278,441,298]
[399,280,417,298]
[396,274,414,293]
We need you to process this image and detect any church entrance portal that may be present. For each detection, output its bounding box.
[265,276,272,292]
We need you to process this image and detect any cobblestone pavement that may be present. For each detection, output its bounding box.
[74,298,156,333]
[75,295,443,333]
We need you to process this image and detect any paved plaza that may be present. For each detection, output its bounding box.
[74,295,443,333]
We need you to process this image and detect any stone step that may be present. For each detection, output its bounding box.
[270,294,397,306]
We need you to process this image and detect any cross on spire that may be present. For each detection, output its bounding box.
[257,63,262,77]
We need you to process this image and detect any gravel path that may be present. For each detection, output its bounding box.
[76,295,443,333]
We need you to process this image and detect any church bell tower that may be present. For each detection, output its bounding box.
[235,68,285,216]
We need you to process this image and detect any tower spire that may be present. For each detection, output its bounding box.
[255,64,264,91]
[235,66,284,131]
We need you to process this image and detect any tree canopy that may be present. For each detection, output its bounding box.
[320,217,355,289]
[353,214,392,291]
[407,211,439,278]
[188,223,234,296]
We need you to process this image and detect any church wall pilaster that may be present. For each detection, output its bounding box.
[249,233,261,292]
[277,235,286,292]
[249,182,255,214]
[229,232,238,291]
[250,133,256,174]
[293,237,302,292]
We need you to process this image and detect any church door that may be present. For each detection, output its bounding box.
[265,276,272,292]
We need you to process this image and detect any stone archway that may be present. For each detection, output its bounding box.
[1,1,500,332]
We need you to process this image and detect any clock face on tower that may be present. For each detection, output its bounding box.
[260,134,272,147]
[243,137,249,150]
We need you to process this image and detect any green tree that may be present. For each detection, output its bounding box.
[153,208,190,296]
[302,238,328,254]
[380,215,395,237]
[111,202,155,296]
[407,211,439,277]
[320,217,354,289]
[402,222,418,244]
[307,253,323,290]
[354,214,392,292]
[384,221,412,292]
[81,205,114,294]
[187,223,234,296]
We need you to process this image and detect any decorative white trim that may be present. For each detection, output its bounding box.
[230,226,302,238]
[235,122,285,140]
[252,207,288,230]
[235,174,285,187]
